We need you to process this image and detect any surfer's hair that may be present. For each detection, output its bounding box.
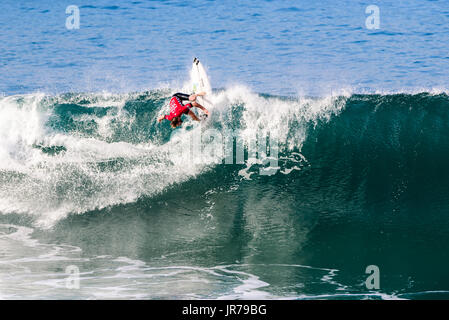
[170,117,182,128]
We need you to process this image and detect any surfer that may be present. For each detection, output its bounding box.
[157,92,210,128]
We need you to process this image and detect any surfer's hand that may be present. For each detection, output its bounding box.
[157,115,165,123]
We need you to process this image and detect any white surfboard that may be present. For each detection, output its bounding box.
[191,57,213,108]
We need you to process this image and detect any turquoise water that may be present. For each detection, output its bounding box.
[1,0,449,300]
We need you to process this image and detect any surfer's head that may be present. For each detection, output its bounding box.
[170,117,182,128]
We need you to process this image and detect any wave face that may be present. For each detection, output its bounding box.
[0,88,346,227]
[1,89,449,299]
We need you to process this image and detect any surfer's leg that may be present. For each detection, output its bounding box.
[177,92,206,102]
[187,110,200,121]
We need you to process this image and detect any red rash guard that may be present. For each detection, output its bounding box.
[164,96,192,121]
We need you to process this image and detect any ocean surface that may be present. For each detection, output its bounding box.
[1,0,449,299]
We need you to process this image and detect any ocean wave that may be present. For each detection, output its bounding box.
[1,88,449,227]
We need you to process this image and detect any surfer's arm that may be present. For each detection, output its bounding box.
[191,101,210,116]
[157,115,166,123]
[189,91,206,101]
[187,110,200,121]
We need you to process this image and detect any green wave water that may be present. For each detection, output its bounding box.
[1,88,449,299]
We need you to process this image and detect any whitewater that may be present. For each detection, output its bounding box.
[0,87,346,228]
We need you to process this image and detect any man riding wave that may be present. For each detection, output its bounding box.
[157,92,209,128]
